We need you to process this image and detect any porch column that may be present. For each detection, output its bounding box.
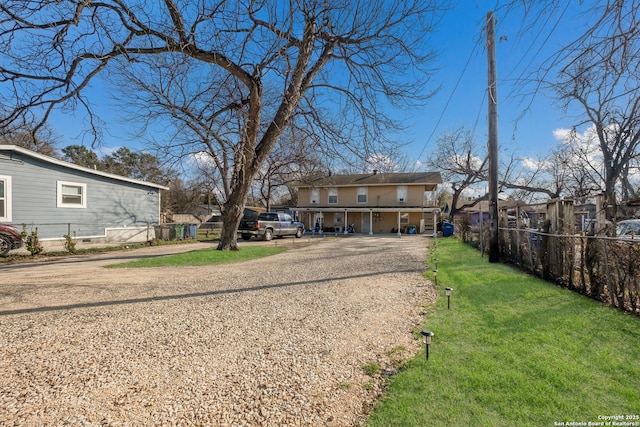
[369,210,373,235]
[344,210,349,234]
[397,211,402,236]
[309,210,315,236]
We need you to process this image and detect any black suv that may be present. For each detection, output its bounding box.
[0,224,24,256]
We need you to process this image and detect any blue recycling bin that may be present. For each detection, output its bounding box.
[442,222,454,237]
[189,223,198,239]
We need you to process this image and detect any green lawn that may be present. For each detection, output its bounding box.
[367,238,640,427]
[107,246,286,268]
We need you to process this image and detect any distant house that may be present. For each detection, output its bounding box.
[0,145,168,244]
[455,198,550,231]
[294,171,442,235]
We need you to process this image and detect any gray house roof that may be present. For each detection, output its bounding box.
[0,145,169,190]
[295,171,442,187]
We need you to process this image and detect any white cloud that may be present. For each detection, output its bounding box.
[553,124,600,150]
[449,153,483,170]
[552,128,573,142]
[521,157,541,170]
[188,151,216,167]
[367,153,397,173]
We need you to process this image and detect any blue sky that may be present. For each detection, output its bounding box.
[49,1,592,165]
[407,0,592,166]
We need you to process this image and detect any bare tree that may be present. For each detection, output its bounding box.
[501,149,568,202]
[0,118,58,156]
[253,130,325,211]
[551,127,622,199]
[0,0,446,250]
[426,128,488,219]
[553,16,640,220]
[162,177,205,216]
[506,1,640,219]
[426,128,556,211]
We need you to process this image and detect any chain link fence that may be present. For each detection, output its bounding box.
[499,227,640,315]
[456,201,640,316]
[8,221,205,255]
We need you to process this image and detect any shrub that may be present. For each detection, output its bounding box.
[63,231,77,254]
[21,224,43,256]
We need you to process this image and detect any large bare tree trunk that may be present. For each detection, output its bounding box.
[217,193,247,251]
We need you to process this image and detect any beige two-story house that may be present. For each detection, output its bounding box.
[294,171,442,235]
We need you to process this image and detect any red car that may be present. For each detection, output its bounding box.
[0,224,24,256]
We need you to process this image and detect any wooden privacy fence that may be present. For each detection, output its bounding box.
[458,199,640,315]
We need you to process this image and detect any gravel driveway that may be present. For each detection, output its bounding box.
[0,235,434,426]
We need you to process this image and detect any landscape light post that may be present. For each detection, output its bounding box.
[433,259,438,286]
[421,330,434,360]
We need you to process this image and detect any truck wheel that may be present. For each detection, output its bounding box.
[241,234,252,241]
[295,228,303,238]
[264,229,273,241]
[0,236,11,256]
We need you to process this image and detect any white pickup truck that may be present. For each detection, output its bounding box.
[238,212,305,241]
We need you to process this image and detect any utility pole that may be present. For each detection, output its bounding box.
[486,11,500,263]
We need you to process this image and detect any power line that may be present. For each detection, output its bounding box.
[413,36,482,170]
[471,91,487,137]
[503,1,572,102]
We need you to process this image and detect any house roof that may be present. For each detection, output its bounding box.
[296,171,442,187]
[0,145,170,190]
[455,199,542,213]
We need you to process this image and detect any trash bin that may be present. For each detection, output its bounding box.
[189,223,198,239]
[442,222,454,237]
[167,224,174,240]
[154,225,170,240]
[173,223,186,240]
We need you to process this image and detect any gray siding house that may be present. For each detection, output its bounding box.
[0,145,168,245]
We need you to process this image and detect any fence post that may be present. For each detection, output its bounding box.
[515,204,521,264]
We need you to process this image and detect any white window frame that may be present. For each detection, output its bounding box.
[328,188,338,204]
[357,187,368,204]
[397,185,408,203]
[57,181,87,208]
[0,175,11,222]
[310,188,320,204]
[397,185,409,203]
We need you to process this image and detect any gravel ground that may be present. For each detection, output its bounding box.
[0,235,435,426]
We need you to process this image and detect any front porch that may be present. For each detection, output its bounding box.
[295,207,440,236]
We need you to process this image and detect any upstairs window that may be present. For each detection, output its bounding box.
[310,188,320,204]
[57,181,87,208]
[328,188,338,204]
[357,187,368,203]
[397,185,408,203]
